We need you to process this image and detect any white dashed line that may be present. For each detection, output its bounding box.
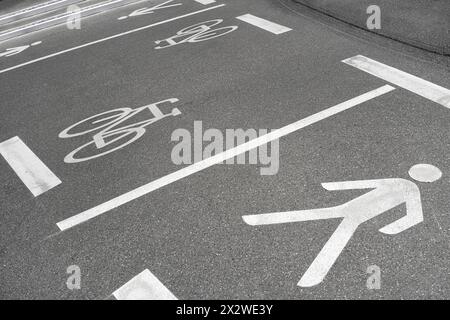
[112,269,177,300]
[56,85,395,231]
[236,14,292,34]
[0,136,61,197]
[343,55,450,109]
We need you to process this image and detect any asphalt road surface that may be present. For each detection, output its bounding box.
[0,0,449,300]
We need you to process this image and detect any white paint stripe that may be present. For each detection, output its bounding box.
[236,14,292,34]
[0,4,225,75]
[113,269,177,300]
[56,85,394,231]
[343,55,450,109]
[0,136,61,197]
[194,0,216,5]
[0,0,71,21]
[0,0,124,38]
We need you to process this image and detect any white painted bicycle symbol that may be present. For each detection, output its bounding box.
[59,98,181,163]
[154,19,238,49]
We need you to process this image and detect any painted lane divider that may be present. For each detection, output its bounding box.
[56,85,395,231]
[0,0,143,43]
[0,136,61,197]
[236,14,292,35]
[0,4,226,75]
[112,269,177,300]
[0,0,81,26]
[343,55,450,109]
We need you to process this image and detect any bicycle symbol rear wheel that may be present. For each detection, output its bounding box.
[63,128,145,163]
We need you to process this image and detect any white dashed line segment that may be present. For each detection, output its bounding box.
[0,136,61,197]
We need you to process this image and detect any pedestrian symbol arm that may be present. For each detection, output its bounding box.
[321,179,388,191]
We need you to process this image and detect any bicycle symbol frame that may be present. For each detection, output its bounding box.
[59,98,181,163]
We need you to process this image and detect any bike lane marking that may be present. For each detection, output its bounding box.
[0,3,226,75]
[0,136,61,197]
[236,14,292,35]
[56,85,395,231]
[154,19,238,49]
[112,269,177,300]
[343,55,450,109]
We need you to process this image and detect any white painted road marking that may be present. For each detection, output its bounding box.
[343,55,450,109]
[112,269,177,300]
[155,19,238,49]
[0,0,125,41]
[243,164,437,286]
[0,136,61,197]
[236,14,292,35]
[0,0,72,23]
[118,0,182,20]
[0,4,225,75]
[0,41,42,58]
[56,85,395,231]
[194,0,216,5]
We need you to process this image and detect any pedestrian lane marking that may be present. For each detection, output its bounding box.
[0,136,61,197]
[243,163,442,286]
[56,85,395,231]
[236,14,292,34]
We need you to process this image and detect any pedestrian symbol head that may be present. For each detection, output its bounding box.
[409,164,442,183]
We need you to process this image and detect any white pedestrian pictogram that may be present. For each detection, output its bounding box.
[242,164,443,287]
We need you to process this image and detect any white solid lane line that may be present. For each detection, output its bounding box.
[0,0,71,22]
[194,0,216,5]
[343,55,450,109]
[112,269,177,300]
[0,0,124,38]
[0,136,61,197]
[236,14,292,34]
[0,4,225,75]
[56,85,395,231]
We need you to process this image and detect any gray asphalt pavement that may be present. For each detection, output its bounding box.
[0,0,449,300]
